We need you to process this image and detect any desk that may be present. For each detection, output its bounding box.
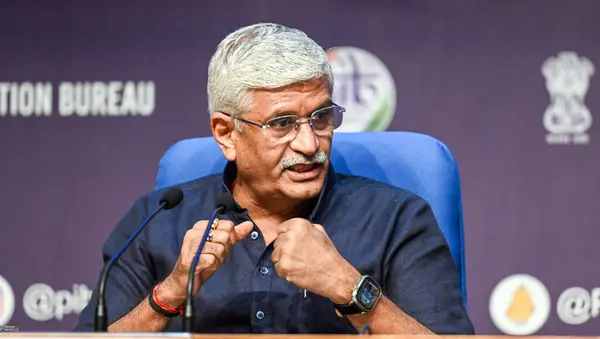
[0,335,598,339]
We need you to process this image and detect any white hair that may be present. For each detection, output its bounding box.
[207,23,334,125]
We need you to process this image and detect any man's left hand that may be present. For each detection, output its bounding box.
[272,218,361,304]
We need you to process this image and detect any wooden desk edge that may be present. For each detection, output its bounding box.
[0,334,599,339]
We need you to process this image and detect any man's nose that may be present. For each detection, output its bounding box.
[289,121,319,155]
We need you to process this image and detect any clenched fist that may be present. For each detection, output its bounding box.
[158,219,254,307]
[271,218,361,304]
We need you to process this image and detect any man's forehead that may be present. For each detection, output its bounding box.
[263,78,329,93]
[250,82,331,118]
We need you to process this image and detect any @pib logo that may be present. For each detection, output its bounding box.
[542,51,595,145]
[23,283,92,321]
[0,275,15,326]
[556,286,600,325]
[489,274,551,335]
[327,46,397,132]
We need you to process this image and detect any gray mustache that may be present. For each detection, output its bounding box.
[280,150,327,170]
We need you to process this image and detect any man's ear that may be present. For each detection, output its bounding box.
[211,112,237,162]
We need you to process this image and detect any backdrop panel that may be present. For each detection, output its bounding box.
[0,0,598,334]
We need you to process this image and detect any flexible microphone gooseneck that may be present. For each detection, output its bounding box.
[183,193,237,332]
[94,187,184,332]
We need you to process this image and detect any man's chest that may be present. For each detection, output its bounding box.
[147,208,389,333]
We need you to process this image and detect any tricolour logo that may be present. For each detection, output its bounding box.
[327,46,397,132]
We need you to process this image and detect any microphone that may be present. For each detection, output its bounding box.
[94,187,184,332]
[183,192,237,332]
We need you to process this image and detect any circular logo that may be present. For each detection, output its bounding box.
[327,46,397,132]
[489,274,551,335]
[0,275,15,326]
[557,287,591,325]
[23,283,55,322]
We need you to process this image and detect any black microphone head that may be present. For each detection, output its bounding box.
[159,187,184,210]
[215,192,237,214]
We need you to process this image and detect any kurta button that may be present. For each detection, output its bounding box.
[255,310,265,320]
[250,231,259,240]
[260,267,269,275]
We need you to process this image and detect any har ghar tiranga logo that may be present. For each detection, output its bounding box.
[327,46,397,132]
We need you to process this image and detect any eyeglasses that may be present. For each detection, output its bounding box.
[221,104,345,144]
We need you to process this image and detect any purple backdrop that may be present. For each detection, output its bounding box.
[1,0,599,334]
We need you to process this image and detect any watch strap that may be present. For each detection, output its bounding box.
[334,301,364,317]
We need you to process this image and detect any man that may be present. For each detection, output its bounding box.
[75,23,474,334]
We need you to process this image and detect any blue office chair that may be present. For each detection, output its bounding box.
[156,131,467,307]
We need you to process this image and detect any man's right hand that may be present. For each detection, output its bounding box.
[156,219,254,308]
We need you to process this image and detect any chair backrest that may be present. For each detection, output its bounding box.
[156,131,467,306]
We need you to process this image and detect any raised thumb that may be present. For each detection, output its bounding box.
[234,221,255,242]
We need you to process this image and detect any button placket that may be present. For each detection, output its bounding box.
[246,226,275,330]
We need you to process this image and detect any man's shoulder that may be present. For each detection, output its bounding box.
[332,172,424,206]
[136,174,223,209]
[107,174,223,246]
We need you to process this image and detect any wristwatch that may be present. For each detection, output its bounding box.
[334,275,382,317]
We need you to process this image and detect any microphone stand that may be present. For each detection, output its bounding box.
[182,207,223,332]
[94,201,167,331]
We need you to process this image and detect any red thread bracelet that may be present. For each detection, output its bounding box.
[152,284,184,317]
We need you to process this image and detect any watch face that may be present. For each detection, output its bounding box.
[357,277,381,311]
